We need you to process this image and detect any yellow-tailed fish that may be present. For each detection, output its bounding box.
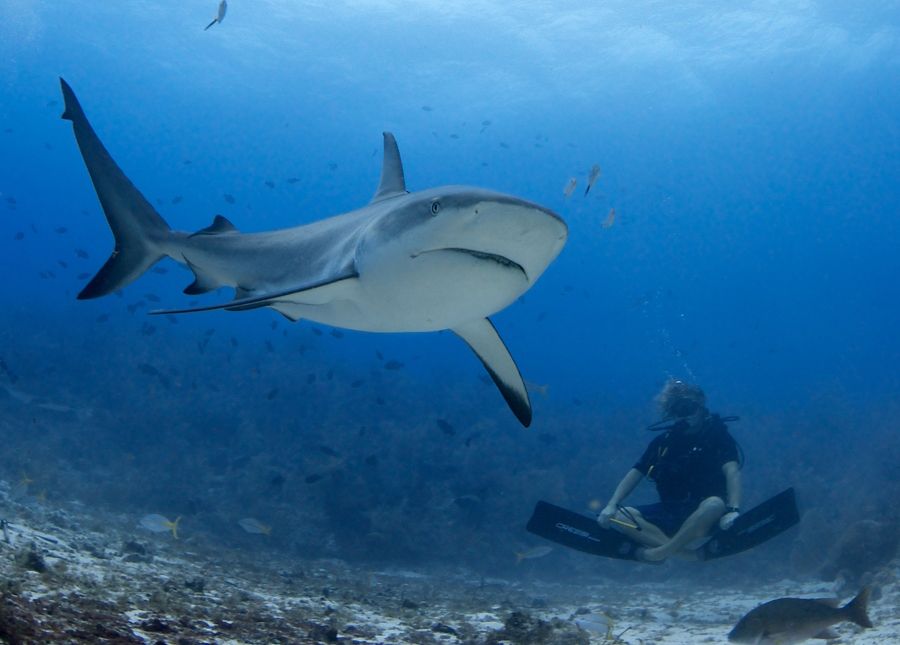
[139,514,181,539]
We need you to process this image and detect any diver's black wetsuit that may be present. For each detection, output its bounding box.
[632,414,740,535]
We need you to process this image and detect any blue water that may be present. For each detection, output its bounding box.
[1,2,898,571]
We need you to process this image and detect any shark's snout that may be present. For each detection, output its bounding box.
[451,194,567,284]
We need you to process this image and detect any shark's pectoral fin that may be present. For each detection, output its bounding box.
[453,318,532,427]
[152,270,359,316]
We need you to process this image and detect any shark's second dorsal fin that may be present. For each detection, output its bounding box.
[370,132,407,203]
[190,214,238,237]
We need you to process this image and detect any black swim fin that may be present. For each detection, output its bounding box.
[699,488,800,560]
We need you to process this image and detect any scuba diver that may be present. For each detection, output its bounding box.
[597,379,743,562]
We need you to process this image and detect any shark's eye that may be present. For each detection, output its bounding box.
[431,201,441,215]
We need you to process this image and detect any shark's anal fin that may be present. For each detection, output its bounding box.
[453,318,532,427]
[370,132,407,203]
[183,257,221,295]
[152,270,359,316]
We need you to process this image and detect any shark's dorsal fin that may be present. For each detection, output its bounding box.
[370,132,407,203]
[190,214,238,237]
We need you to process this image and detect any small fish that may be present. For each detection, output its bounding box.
[311,327,323,336]
[384,360,404,371]
[525,381,549,397]
[171,195,183,205]
[264,180,275,189]
[436,419,455,436]
[75,248,89,259]
[96,313,109,323]
[223,193,235,204]
[286,177,300,184]
[515,545,553,564]
[584,164,601,196]
[563,177,577,198]
[139,514,181,539]
[138,363,160,377]
[204,0,227,31]
[330,329,344,339]
[602,207,616,229]
[152,267,168,274]
[266,388,279,400]
[58,260,68,269]
[55,226,68,234]
[304,473,324,484]
[14,232,24,240]
[0,358,19,383]
[141,323,156,336]
[328,162,338,171]
[318,445,341,458]
[364,454,379,467]
[573,611,613,638]
[728,587,873,644]
[350,379,364,388]
[145,293,161,302]
[464,432,481,447]
[238,518,272,536]
[421,105,433,112]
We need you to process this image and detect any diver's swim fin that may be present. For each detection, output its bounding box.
[526,488,800,563]
[525,501,645,562]
[699,487,799,560]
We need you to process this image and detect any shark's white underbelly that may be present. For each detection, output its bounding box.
[270,250,530,332]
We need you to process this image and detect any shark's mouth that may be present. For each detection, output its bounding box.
[413,247,527,279]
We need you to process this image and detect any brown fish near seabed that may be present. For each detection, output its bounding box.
[728,587,872,644]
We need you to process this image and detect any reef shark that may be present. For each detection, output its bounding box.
[59,78,567,426]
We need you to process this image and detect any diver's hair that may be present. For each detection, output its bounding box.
[656,378,706,418]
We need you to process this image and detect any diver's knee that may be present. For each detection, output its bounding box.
[699,496,725,515]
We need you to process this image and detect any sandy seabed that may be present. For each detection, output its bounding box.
[0,481,897,644]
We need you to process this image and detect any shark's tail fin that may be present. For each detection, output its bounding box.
[60,78,173,299]
[843,587,873,629]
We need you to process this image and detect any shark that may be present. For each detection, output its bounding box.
[59,78,568,426]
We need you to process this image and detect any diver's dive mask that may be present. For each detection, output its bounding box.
[646,397,702,432]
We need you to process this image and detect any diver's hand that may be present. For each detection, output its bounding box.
[597,504,616,528]
[719,511,740,530]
